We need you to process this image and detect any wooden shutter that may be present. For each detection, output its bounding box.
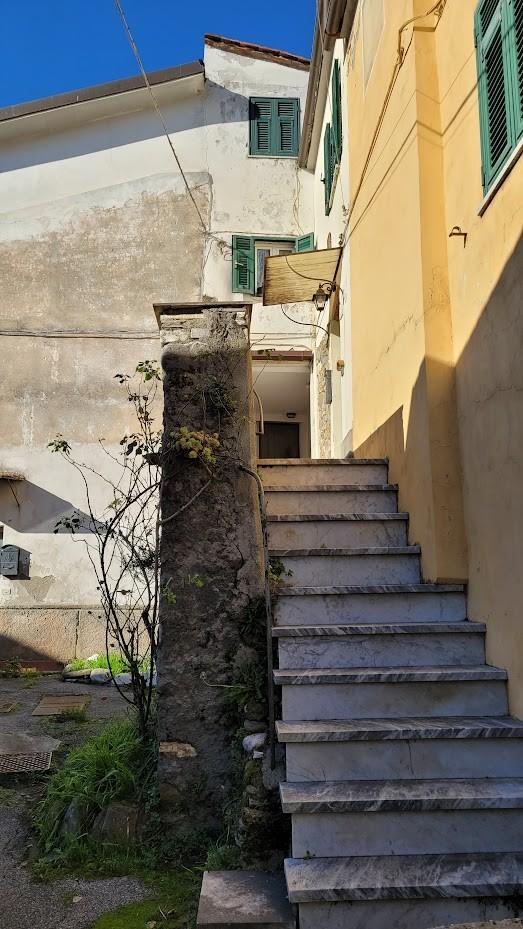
[507,0,523,140]
[250,97,299,156]
[296,233,315,252]
[250,99,272,155]
[232,236,255,293]
[323,124,333,214]
[332,60,343,159]
[275,99,300,156]
[475,0,515,189]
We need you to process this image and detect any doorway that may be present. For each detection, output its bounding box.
[259,421,300,459]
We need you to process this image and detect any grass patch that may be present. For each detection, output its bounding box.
[0,785,17,807]
[67,654,150,674]
[35,717,154,859]
[89,871,200,929]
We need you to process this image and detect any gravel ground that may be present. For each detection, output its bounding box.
[0,675,150,929]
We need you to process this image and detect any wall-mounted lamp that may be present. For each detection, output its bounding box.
[313,281,336,312]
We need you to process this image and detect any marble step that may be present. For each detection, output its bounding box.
[280,777,523,813]
[272,548,422,587]
[274,622,486,669]
[285,853,523,929]
[258,458,388,487]
[284,779,523,857]
[278,716,523,781]
[267,513,409,550]
[265,485,398,516]
[274,584,467,626]
[276,666,508,721]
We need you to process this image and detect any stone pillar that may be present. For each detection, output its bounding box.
[156,304,264,832]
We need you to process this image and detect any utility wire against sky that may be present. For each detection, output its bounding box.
[112,0,209,234]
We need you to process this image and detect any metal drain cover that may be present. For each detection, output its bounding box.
[0,752,53,774]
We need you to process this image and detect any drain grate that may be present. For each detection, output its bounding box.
[32,695,89,716]
[0,752,53,774]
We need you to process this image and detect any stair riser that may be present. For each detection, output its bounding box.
[277,633,486,669]
[275,591,467,625]
[281,681,507,721]
[278,554,421,587]
[297,898,523,929]
[285,738,523,782]
[268,520,408,550]
[292,809,523,858]
[266,490,398,516]
[259,464,389,486]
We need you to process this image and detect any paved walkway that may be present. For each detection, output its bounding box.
[0,675,150,929]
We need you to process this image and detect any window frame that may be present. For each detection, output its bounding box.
[323,59,343,215]
[475,0,523,194]
[232,233,315,295]
[249,97,301,157]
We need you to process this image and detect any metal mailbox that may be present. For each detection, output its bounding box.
[0,545,30,578]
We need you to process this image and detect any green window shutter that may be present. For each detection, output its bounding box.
[506,0,523,140]
[331,60,343,160]
[232,236,255,293]
[250,97,300,156]
[250,99,272,155]
[296,233,315,252]
[275,99,300,156]
[475,0,516,190]
[323,124,333,214]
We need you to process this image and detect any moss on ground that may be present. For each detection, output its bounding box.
[90,870,200,929]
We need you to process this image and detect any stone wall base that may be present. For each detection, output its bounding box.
[0,606,117,663]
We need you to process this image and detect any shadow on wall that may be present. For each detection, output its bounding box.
[356,353,466,583]
[355,233,523,713]
[454,233,523,715]
[0,82,248,173]
[0,631,61,665]
[0,480,97,533]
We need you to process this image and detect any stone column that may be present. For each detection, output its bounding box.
[156,304,264,832]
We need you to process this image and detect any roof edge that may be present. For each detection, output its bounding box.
[299,0,358,168]
[0,60,204,125]
[204,34,310,71]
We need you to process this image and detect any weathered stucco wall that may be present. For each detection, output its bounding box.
[0,45,312,653]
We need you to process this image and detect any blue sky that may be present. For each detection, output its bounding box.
[0,0,316,108]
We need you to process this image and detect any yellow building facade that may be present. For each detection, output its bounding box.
[346,0,523,713]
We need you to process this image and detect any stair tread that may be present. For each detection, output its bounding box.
[284,852,523,902]
[279,583,465,595]
[276,715,523,742]
[274,665,506,685]
[258,458,388,465]
[273,622,485,637]
[264,483,397,492]
[268,513,409,521]
[270,546,421,557]
[280,778,523,812]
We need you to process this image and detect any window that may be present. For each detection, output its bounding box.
[475,0,523,193]
[232,233,315,294]
[323,60,343,214]
[249,98,300,156]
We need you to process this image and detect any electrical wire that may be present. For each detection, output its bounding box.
[112,0,209,234]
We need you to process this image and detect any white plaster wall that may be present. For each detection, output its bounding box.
[0,46,314,608]
[310,39,353,457]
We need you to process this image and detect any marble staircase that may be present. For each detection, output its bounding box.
[259,458,523,929]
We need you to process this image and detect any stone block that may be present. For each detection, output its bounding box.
[197,870,295,928]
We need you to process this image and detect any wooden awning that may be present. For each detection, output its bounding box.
[262,247,341,306]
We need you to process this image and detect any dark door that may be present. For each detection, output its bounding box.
[259,422,300,458]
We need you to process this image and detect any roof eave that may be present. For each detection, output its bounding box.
[298,0,359,169]
[0,60,204,125]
